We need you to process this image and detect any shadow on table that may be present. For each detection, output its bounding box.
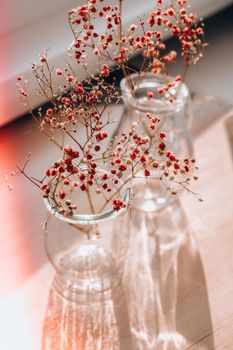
[176,215,214,349]
[123,199,214,350]
[41,199,214,350]
[41,276,132,350]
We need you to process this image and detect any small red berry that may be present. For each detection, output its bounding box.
[144,169,151,177]
[80,184,87,191]
[40,56,47,63]
[59,190,66,199]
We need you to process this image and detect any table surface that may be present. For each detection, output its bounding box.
[0,95,233,350]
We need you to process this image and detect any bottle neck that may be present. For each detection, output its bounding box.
[121,73,189,116]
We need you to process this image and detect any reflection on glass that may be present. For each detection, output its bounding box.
[123,199,214,350]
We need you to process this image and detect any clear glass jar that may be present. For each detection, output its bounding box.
[120,73,193,158]
[119,73,193,212]
[44,193,130,302]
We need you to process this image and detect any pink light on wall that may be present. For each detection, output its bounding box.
[0,0,6,125]
[0,130,38,298]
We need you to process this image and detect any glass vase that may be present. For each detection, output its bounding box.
[120,73,193,157]
[119,73,193,212]
[44,195,130,302]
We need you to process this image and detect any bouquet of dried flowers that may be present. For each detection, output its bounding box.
[16,0,205,216]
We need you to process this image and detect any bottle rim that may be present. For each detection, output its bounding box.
[44,189,129,225]
[120,72,189,112]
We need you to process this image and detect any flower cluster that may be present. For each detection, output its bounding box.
[16,0,205,216]
[69,0,206,94]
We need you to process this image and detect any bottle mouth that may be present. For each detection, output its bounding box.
[120,72,189,114]
[44,190,129,225]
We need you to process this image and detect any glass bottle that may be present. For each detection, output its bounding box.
[120,73,193,158]
[44,192,130,302]
[118,73,193,211]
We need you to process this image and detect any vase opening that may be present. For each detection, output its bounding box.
[120,73,190,116]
